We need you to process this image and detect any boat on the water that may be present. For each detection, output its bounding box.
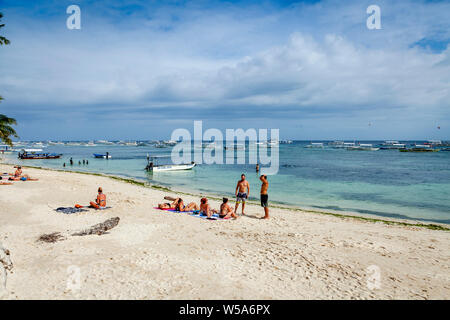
[379,141,406,150]
[18,149,62,159]
[0,145,14,154]
[305,142,324,148]
[93,153,112,159]
[145,155,196,172]
[347,144,380,151]
[400,144,439,152]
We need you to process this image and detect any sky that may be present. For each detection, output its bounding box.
[0,0,449,140]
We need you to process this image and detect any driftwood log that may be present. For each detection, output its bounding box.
[72,217,120,236]
[0,242,13,298]
[38,217,120,243]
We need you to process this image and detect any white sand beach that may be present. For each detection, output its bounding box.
[0,164,449,300]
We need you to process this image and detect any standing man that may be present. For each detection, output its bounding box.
[260,175,269,219]
[235,173,250,215]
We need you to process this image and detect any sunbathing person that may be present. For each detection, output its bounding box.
[89,187,107,209]
[175,198,199,212]
[199,197,217,217]
[0,176,13,185]
[219,198,238,219]
[158,197,182,209]
[9,166,34,180]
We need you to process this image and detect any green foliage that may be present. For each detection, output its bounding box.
[0,12,17,146]
[0,12,10,45]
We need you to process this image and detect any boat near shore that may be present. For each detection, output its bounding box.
[93,153,112,159]
[18,149,62,159]
[145,155,196,172]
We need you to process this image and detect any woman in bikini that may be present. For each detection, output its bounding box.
[199,198,217,218]
[219,198,237,219]
[158,197,198,212]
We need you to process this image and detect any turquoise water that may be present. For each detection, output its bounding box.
[4,141,450,224]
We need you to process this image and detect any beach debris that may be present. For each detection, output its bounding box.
[0,242,13,297]
[38,232,66,243]
[37,217,120,244]
[72,217,120,236]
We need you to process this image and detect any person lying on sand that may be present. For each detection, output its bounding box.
[199,198,217,218]
[0,176,13,185]
[89,187,107,209]
[219,198,237,219]
[158,197,198,212]
[158,197,182,209]
[175,198,199,212]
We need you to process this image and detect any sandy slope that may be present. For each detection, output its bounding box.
[0,164,449,299]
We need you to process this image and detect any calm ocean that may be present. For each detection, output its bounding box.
[4,141,450,224]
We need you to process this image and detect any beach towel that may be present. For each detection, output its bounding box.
[153,207,199,213]
[55,207,88,214]
[190,213,230,221]
[154,207,228,220]
[75,204,112,210]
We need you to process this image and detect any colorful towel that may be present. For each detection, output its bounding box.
[56,207,88,214]
[154,207,228,220]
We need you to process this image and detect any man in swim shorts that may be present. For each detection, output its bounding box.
[235,173,250,215]
[260,175,269,219]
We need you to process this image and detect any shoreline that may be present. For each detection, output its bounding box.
[1,162,450,299]
[6,162,449,231]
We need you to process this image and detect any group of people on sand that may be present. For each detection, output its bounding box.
[0,166,38,185]
[157,172,270,219]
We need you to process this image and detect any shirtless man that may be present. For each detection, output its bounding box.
[235,174,250,215]
[260,175,269,219]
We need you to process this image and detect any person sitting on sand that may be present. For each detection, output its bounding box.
[219,198,237,219]
[199,198,217,218]
[175,198,199,212]
[89,187,107,209]
[12,166,30,179]
[8,166,36,181]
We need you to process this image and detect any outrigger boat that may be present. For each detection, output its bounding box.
[347,143,380,151]
[400,144,439,152]
[379,141,406,150]
[145,155,196,172]
[18,149,62,159]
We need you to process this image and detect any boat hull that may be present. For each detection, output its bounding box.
[147,163,196,172]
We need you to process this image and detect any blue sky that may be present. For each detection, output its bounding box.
[0,0,449,140]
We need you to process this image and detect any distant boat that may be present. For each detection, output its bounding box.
[347,144,380,151]
[400,144,439,152]
[0,145,14,154]
[305,142,324,148]
[379,141,406,150]
[163,140,177,146]
[96,140,115,145]
[93,153,112,159]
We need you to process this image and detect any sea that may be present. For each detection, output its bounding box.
[2,141,450,224]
